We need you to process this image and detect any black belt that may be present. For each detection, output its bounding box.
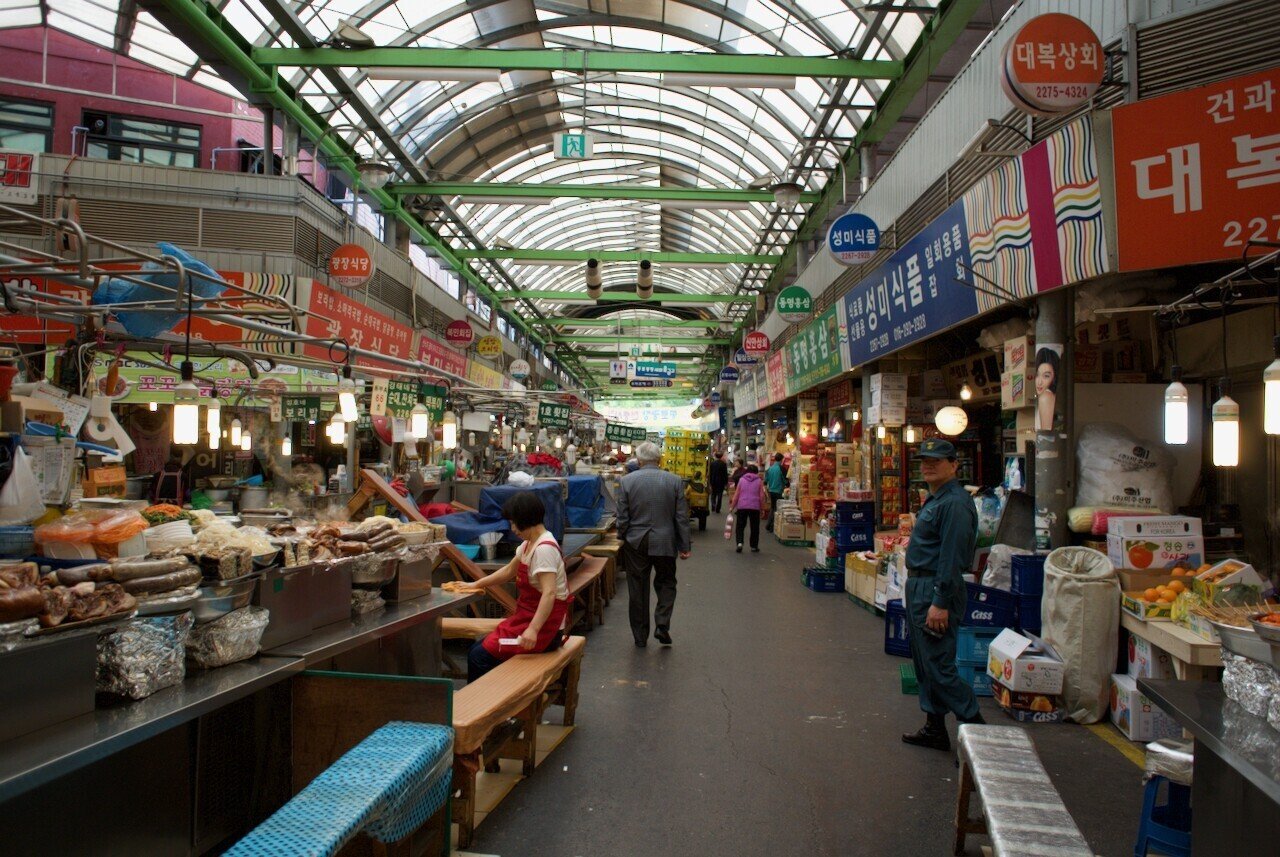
[907,567,937,578]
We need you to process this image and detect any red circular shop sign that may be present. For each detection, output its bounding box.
[1001,14,1105,116]
[445,319,475,348]
[743,330,771,356]
[328,243,375,288]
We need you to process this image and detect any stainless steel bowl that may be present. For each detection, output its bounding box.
[193,577,257,624]
[1209,619,1273,663]
[1248,613,1280,645]
[252,550,280,569]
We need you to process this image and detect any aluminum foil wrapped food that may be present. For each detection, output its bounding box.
[1222,650,1277,718]
[0,618,37,652]
[186,606,269,669]
[1269,682,1280,733]
[351,588,385,615]
[96,613,193,700]
[1143,737,1194,785]
[1221,692,1278,758]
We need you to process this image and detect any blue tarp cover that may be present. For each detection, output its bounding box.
[564,475,605,528]
[92,242,225,338]
[436,481,566,545]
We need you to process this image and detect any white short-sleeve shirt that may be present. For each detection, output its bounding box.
[522,536,568,600]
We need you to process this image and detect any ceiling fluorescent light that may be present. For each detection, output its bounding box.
[367,67,502,83]
[661,73,796,89]
[465,196,553,206]
[657,199,753,211]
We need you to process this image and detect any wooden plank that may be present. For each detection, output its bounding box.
[1121,613,1222,669]
[349,468,428,522]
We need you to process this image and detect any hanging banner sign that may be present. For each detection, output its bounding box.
[282,396,321,423]
[370,377,389,417]
[537,401,571,428]
[609,359,629,380]
[466,360,505,390]
[509,359,531,381]
[1112,65,1280,272]
[630,379,674,388]
[743,330,771,356]
[733,347,759,366]
[385,380,419,418]
[445,319,474,348]
[605,423,647,443]
[421,384,446,423]
[475,335,502,358]
[303,281,414,372]
[541,379,559,392]
[765,351,787,404]
[635,361,677,379]
[1001,14,1105,116]
[776,285,813,323]
[784,305,843,396]
[943,353,1003,402]
[828,211,881,266]
[417,333,467,378]
[826,379,853,410]
[719,366,740,384]
[328,243,375,289]
[0,150,39,205]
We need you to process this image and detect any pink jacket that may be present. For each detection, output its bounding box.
[733,472,766,511]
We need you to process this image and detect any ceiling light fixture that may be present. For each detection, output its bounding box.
[771,182,803,208]
[1164,366,1189,446]
[585,258,603,300]
[636,260,654,300]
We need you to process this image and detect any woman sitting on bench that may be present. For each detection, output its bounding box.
[460,491,571,682]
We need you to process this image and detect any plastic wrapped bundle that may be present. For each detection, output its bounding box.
[1270,680,1280,733]
[351,588,385,615]
[1143,737,1194,785]
[186,607,268,669]
[97,613,193,699]
[1221,650,1277,718]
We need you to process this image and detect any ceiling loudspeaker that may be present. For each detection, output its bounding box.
[585,258,602,300]
[636,260,653,299]
[333,19,376,48]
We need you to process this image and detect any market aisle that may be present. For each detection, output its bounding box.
[472,517,1143,856]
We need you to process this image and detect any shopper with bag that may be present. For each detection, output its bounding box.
[728,464,769,553]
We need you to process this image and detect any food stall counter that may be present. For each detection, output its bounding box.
[1121,612,1222,680]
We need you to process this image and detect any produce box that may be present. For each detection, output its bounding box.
[1193,558,1265,603]
[1117,568,1182,592]
[774,517,804,541]
[986,628,1065,694]
[1110,673,1182,742]
[1107,516,1204,571]
[81,465,127,499]
[990,677,1061,714]
[1126,633,1174,680]
[845,553,879,577]
[1122,590,1173,621]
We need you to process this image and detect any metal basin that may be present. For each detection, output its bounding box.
[193,577,257,624]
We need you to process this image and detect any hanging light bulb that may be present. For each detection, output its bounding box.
[1212,379,1239,467]
[785,432,795,445]
[281,436,292,457]
[959,384,973,402]
[516,425,530,447]
[904,424,917,444]
[148,400,157,412]
[329,413,347,446]
[337,365,358,423]
[850,409,860,422]
[1265,337,1280,435]
[876,424,886,440]
[442,410,458,450]
[621,443,632,455]
[208,429,220,450]
[821,426,829,438]
[1164,366,1189,446]
[832,420,842,434]
[554,435,563,449]
[171,362,200,445]
[230,418,242,447]
[410,401,430,440]
[206,401,220,437]
[240,432,252,452]
[935,406,969,436]
[519,443,528,453]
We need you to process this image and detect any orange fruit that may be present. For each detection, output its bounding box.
[1158,594,1175,604]
[1143,588,1160,602]
[1171,567,1188,577]
[1167,580,1186,594]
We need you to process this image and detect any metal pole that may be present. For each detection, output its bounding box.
[262,107,275,176]
[1034,291,1072,550]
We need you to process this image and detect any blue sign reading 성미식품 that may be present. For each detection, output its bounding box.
[828,211,881,266]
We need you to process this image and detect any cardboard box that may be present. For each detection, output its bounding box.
[1003,335,1033,375]
[869,372,907,393]
[81,465,126,499]
[1110,674,1182,742]
[1107,515,1204,570]
[986,629,1065,694]
[845,553,879,578]
[1108,516,1204,539]
[870,388,907,408]
[1074,344,1104,383]
[1192,558,1265,603]
[1117,569,1181,592]
[1126,634,1175,680]
[855,570,876,605]
[990,677,1061,714]
[1121,591,1173,621]
[1001,370,1031,410]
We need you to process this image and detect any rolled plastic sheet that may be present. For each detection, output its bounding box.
[1143,737,1194,785]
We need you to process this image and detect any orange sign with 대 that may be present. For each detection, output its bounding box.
[1001,14,1104,115]
[328,243,374,288]
[1113,66,1280,272]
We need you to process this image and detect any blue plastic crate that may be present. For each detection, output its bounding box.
[834,502,875,524]
[834,523,874,550]
[1011,554,1047,596]
[956,626,1001,665]
[0,526,34,559]
[1016,593,1042,632]
[957,663,993,697]
[962,581,1015,628]
[802,567,843,592]
[884,599,911,657]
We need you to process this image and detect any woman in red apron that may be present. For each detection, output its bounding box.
[465,491,573,682]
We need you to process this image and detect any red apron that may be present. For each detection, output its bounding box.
[481,536,573,658]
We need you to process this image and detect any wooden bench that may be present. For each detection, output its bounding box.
[954,724,1093,857]
[581,541,620,604]
[567,555,607,629]
[451,635,586,848]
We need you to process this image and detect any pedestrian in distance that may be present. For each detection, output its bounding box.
[615,442,691,647]
[900,439,984,752]
[764,453,786,532]
[728,464,769,553]
[708,451,729,514]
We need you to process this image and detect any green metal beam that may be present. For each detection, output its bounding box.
[581,356,706,363]
[456,249,778,265]
[509,290,744,304]
[390,182,820,205]
[554,335,727,346]
[534,318,730,329]
[251,47,901,79]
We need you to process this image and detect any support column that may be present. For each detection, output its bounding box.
[1034,291,1073,550]
[281,118,300,176]
[262,107,275,176]
[395,217,412,257]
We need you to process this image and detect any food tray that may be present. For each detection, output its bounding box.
[1248,613,1280,644]
[1209,619,1272,663]
[193,577,256,624]
[25,609,136,637]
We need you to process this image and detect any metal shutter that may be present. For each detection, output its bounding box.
[76,199,198,246]
[1136,0,1280,98]
[201,209,295,253]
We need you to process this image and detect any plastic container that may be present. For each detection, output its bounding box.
[956,626,1001,664]
[0,526,35,558]
[455,544,482,560]
[957,663,994,697]
[884,599,911,657]
[801,567,843,592]
[834,502,875,524]
[1017,593,1043,634]
[1011,554,1047,595]
[962,581,1015,628]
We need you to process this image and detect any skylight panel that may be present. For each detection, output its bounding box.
[0,2,41,30]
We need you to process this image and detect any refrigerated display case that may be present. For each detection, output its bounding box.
[873,428,904,528]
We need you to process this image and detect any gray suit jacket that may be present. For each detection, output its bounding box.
[616,465,691,557]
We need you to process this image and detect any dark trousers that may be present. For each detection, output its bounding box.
[710,487,725,513]
[905,576,979,721]
[734,509,760,549]
[467,632,563,683]
[622,535,677,643]
[766,493,783,529]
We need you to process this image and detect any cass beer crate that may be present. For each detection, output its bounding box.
[962,582,1015,628]
[802,567,843,592]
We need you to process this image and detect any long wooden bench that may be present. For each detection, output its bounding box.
[451,635,586,848]
[954,724,1093,856]
[567,555,607,629]
[581,541,620,604]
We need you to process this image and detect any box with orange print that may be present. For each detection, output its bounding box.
[1106,516,1204,571]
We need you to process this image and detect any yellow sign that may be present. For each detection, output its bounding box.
[476,335,502,358]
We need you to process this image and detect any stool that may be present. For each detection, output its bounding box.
[1133,775,1191,857]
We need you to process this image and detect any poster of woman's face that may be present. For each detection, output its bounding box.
[1034,345,1063,432]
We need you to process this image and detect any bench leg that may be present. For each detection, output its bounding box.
[562,657,582,727]
[452,753,480,849]
[954,758,986,855]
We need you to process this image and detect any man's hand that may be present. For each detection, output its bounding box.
[678,551,691,560]
[518,628,539,650]
[925,605,949,634]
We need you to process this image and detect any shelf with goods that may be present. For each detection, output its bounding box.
[873,428,904,529]
[901,426,982,515]
[662,429,709,481]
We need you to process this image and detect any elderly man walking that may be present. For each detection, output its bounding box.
[615,441,691,647]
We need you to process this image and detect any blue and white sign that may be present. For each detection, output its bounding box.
[635,360,677,379]
[733,347,758,366]
[630,378,673,388]
[719,366,740,384]
[841,199,975,368]
[828,211,881,266]
[710,391,722,405]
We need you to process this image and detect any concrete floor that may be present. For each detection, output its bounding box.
[472,515,1145,856]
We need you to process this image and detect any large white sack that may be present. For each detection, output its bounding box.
[1075,422,1174,514]
[1041,547,1120,724]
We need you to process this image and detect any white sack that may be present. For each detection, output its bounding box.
[1041,547,1119,724]
[1075,422,1174,514]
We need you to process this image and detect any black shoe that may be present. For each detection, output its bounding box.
[654,628,672,645]
[901,725,951,751]
[959,711,986,726]
[751,547,760,553]
[634,640,647,648]
[735,543,743,553]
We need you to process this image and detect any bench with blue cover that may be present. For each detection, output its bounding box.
[227,720,453,857]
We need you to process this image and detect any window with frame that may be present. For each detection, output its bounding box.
[83,111,201,168]
[0,99,53,153]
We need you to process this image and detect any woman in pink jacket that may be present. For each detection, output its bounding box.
[728,464,770,553]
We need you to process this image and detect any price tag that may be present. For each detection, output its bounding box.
[370,378,389,417]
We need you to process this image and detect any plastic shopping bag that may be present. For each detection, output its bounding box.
[0,447,46,524]
[723,513,734,540]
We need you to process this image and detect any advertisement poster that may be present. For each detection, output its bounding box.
[302,281,414,372]
[1033,343,1063,432]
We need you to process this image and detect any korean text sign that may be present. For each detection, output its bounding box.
[304,281,413,372]
[1113,66,1280,271]
[537,401,570,428]
[784,306,843,396]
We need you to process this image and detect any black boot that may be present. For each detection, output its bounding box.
[902,713,951,751]
[958,711,986,726]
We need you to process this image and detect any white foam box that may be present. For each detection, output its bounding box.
[1110,673,1182,742]
[986,628,1065,695]
[869,372,907,393]
[1126,633,1174,680]
[1107,516,1204,570]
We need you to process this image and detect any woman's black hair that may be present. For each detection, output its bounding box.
[746,464,759,474]
[1034,347,1061,394]
[502,491,546,530]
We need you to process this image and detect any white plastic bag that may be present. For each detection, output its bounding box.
[981,544,1033,591]
[1041,547,1119,724]
[507,471,535,487]
[0,447,47,524]
[1075,423,1174,514]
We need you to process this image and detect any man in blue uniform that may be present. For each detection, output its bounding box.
[901,439,984,751]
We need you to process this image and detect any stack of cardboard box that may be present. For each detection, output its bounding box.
[986,629,1067,722]
[1110,635,1182,742]
[867,373,906,427]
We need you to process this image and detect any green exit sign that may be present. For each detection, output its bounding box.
[554,132,593,159]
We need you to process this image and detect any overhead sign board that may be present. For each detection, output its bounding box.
[630,379,673,388]
[0,150,39,205]
[537,401,570,428]
[475,335,502,358]
[328,243,374,289]
[509,359,530,381]
[734,347,759,366]
[743,330,770,356]
[1001,13,1105,116]
[445,319,474,348]
[635,361,677,379]
[605,423,647,443]
[609,359,629,380]
[554,131,594,160]
[784,305,843,395]
[719,366,740,384]
[828,211,880,266]
[541,379,558,391]
[776,285,813,324]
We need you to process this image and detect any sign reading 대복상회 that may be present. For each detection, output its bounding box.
[1000,14,1105,116]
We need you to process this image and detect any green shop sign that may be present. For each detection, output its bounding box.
[776,285,813,324]
[537,401,571,428]
[784,305,843,396]
[385,380,419,418]
[421,384,446,423]
[282,395,321,422]
[605,423,647,443]
[541,379,559,392]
